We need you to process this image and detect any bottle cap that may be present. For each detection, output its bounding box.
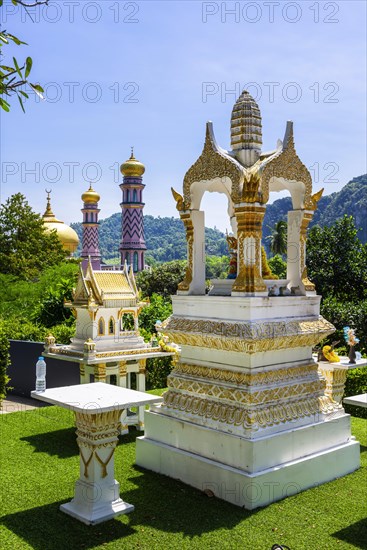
[38,357,44,361]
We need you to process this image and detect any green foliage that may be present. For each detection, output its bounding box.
[137,260,186,299]
[205,255,229,279]
[344,367,367,419]
[0,317,47,342]
[0,325,11,404]
[266,220,287,256]
[0,0,45,112]
[262,174,367,253]
[71,214,228,264]
[307,216,367,301]
[0,194,67,280]
[320,297,367,355]
[146,356,173,390]
[32,272,78,327]
[268,254,287,279]
[138,294,173,339]
[49,323,75,345]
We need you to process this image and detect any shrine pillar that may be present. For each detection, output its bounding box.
[177,210,205,295]
[287,210,316,294]
[232,204,267,296]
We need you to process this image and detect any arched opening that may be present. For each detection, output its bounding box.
[108,317,115,335]
[200,191,233,281]
[133,189,137,202]
[121,313,134,331]
[133,251,138,272]
[98,317,105,336]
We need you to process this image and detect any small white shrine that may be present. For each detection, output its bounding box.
[136,90,360,508]
[44,259,171,429]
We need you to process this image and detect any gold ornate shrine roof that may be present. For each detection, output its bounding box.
[42,191,79,254]
[176,90,319,210]
[72,260,140,308]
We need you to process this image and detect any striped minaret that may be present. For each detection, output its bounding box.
[80,184,101,272]
[119,149,146,272]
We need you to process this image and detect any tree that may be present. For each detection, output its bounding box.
[0,0,46,112]
[136,260,187,298]
[268,254,287,279]
[205,255,229,279]
[307,215,367,301]
[0,193,67,280]
[267,220,287,256]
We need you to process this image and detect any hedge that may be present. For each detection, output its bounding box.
[0,327,11,405]
[344,366,367,419]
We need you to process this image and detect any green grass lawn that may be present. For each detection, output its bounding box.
[0,397,366,550]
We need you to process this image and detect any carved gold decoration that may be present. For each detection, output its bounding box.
[232,205,266,293]
[310,188,324,211]
[171,187,185,211]
[79,364,85,377]
[119,361,127,376]
[163,391,321,432]
[94,347,162,359]
[174,362,318,386]
[300,212,315,291]
[84,338,96,353]
[241,171,262,203]
[94,362,106,381]
[138,359,147,373]
[177,212,194,291]
[75,409,121,478]
[183,122,244,206]
[160,316,335,353]
[167,376,324,406]
[45,334,55,348]
[260,123,313,207]
[319,366,348,407]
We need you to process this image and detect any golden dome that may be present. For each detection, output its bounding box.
[42,193,79,255]
[120,151,145,178]
[82,184,100,204]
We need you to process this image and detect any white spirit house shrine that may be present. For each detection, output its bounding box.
[136,90,360,508]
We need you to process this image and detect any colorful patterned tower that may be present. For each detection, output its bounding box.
[80,184,101,272]
[119,150,146,272]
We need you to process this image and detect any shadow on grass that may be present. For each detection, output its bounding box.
[122,465,251,537]
[332,518,367,549]
[19,426,138,459]
[0,501,135,550]
[20,427,78,458]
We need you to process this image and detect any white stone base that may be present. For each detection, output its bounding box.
[136,411,360,509]
[60,479,134,525]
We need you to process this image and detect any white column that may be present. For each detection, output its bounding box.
[189,210,206,295]
[287,210,303,291]
[60,409,134,524]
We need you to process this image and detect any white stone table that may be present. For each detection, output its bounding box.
[31,383,163,525]
[343,394,367,408]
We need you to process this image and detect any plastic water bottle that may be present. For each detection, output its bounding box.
[35,357,46,392]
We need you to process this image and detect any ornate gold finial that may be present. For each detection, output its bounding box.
[310,188,324,210]
[44,188,55,217]
[171,187,184,211]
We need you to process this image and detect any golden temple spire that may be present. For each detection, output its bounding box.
[43,189,56,218]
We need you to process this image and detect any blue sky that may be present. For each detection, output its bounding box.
[1,0,366,232]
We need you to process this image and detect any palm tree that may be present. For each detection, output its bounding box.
[267,220,287,256]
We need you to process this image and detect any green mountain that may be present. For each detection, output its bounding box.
[71,174,367,263]
[262,174,367,248]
